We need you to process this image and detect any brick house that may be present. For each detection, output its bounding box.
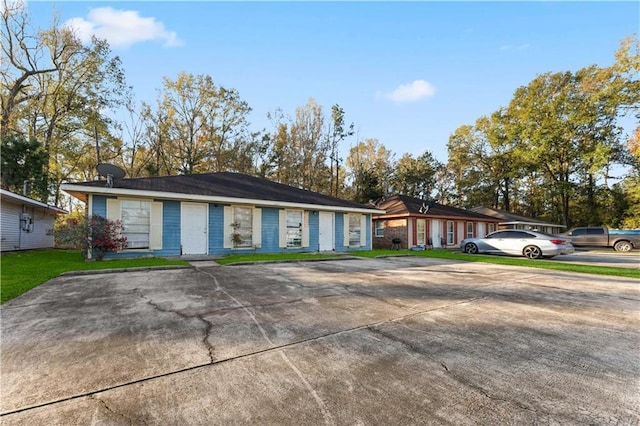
[372,195,501,249]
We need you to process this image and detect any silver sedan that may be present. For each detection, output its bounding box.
[460,230,575,259]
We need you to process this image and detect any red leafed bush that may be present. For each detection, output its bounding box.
[89,215,127,260]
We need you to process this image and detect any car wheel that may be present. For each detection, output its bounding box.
[614,241,632,252]
[464,243,478,254]
[523,245,542,259]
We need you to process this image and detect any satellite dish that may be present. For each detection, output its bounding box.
[419,202,430,214]
[96,163,125,187]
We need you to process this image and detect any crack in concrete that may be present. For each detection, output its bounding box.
[195,266,336,426]
[88,394,148,425]
[0,294,489,418]
[341,285,419,311]
[367,324,539,417]
[133,289,215,364]
[208,293,343,313]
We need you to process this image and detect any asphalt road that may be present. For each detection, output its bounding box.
[1,257,639,424]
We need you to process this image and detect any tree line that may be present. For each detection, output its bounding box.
[2,1,639,228]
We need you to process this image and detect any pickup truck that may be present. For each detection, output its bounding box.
[561,226,640,252]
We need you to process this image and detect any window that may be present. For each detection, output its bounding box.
[512,231,533,238]
[121,200,150,249]
[487,231,507,239]
[349,214,361,247]
[233,206,253,248]
[466,222,474,239]
[488,223,496,233]
[374,221,384,238]
[446,221,455,245]
[286,210,303,247]
[586,228,605,235]
[416,219,426,245]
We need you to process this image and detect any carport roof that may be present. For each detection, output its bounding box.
[373,194,500,221]
[61,172,383,213]
[470,206,565,228]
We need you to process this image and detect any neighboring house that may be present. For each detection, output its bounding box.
[470,207,566,234]
[372,195,501,249]
[61,172,384,259]
[1,189,68,252]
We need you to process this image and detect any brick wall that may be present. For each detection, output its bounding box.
[373,219,408,249]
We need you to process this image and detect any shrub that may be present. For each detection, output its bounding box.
[54,215,87,249]
[89,215,127,260]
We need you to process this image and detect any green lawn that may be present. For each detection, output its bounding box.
[1,250,189,304]
[3,248,637,304]
[215,252,344,265]
[350,249,640,279]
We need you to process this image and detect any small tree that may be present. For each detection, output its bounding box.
[54,213,87,249]
[88,215,127,260]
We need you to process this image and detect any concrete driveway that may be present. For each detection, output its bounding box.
[555,250,640,269]
[1,257,639,425]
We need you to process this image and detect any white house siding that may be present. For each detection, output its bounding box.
[1,200,57,251]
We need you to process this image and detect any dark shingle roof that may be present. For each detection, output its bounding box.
[470,206,563,227]
[65,172,374,210]
[376,194,499,221]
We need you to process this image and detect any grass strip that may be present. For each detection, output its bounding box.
[350,249,640,279]
[1,250,189,304]
[216,252,344,265]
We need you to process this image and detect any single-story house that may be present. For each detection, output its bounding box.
[61,172,384,259]
[1,188,68,252]
[372,195,502,249]
[469,207,566,234]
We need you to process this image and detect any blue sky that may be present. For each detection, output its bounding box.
[29,1,639,164]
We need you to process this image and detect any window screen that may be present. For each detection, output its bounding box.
[121,200,150,249]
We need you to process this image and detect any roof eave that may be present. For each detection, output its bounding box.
[500,221,566,228]
[0,189,68,214]
[61,184,385,214]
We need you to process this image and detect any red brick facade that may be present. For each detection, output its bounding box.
[373,219,408,249]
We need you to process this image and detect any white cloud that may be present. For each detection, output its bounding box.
[380,80,436,103]
[64,7,183,49]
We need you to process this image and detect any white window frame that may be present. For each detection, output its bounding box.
[374,221,384,238]
[488,223,496,233]
[121,199,151,249]
[224,205,261,249]
[466,222,474,239]
[106,198,162,253]
[286,210,304,248]
[348,214,361,247]
[279,209,309,249]
[416,219,426,246]
[446,221,455,245]
[232,206,253,248]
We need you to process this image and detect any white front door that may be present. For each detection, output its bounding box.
[181,202,208,255]
[478,222,486,238]
[431,219,441,248]
[319,212,334,251]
